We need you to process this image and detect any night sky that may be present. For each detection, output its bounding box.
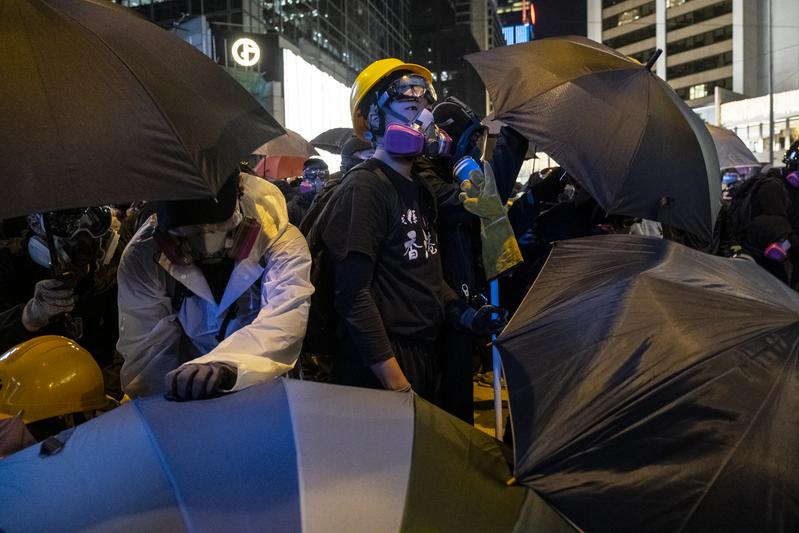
[532,0,588,39]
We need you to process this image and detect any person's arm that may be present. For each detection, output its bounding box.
[188,225,314,390]
[116,231,184,398]
[334,252,411,390]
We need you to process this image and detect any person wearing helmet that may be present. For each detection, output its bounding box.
[308,59,506,399]
[116,170,313,400]
[0,207,123,397]
[734,141,799,286]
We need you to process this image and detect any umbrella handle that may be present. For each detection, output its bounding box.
[644,49,662,71]
[41,212,61,277]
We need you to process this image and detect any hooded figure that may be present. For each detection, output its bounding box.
[116,172,313,399]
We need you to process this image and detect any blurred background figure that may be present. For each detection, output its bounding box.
[288,158,329,226]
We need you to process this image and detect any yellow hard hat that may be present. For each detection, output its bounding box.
[350,58,434,140]
[0,335,107,423]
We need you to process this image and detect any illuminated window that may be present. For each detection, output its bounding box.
[689,84,708,99]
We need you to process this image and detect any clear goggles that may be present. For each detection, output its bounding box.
[30,207,112,240]
[303,167,329,181]
[385,74,437,104]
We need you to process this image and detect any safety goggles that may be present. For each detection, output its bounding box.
[31,207,112,240]
[385,74,437,104]
[303,168,329,181]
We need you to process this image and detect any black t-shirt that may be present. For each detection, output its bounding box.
[322,159,452,341]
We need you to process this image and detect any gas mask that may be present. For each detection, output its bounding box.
[159,206,261,265]
[167,209,243,264]
[785,170,799,189]
[383,108,452,158]
[27,208,119,278]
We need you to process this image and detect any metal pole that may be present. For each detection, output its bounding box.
[768,0,774,165]
[491,278,503,438]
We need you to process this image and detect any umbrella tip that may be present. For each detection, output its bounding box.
[644,49,663,71]
[506,476,517,486]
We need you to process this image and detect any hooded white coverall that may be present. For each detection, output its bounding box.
[117,173,313,397]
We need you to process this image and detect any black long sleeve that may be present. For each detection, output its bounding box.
[333,252,394,367]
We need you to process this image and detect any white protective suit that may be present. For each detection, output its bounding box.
[117,173,314,397]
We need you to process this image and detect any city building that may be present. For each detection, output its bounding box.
[409,0,491,114]
[497,0,536,44]
[498,0,587,43]
[121,0,413,167]
[587,0,799,163]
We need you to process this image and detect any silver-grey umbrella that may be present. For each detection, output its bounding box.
[707,124,760,169]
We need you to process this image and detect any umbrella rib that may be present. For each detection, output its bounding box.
[131,400,197,533]
[43,3,207,185]
[675,323,799,532]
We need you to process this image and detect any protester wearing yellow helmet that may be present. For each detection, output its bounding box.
[305,59,498,400]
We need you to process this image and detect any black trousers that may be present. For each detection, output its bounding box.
[334,335,440,402]
[438,327,475,424]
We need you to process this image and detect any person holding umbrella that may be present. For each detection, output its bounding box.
[0,208,123,397]
[116,170,314,400]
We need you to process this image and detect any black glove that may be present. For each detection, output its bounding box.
[164,362,237,401]
[459,304,509,336]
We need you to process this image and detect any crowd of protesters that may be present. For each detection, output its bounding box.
[2,56,798,448]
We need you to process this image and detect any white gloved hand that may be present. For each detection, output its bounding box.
[21,279,75,332]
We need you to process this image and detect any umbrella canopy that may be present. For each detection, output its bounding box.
[707,124,760,169]
[0,379,574,532]
[465,37,721,240]
[0,0,285,219]
[310,127,354,154]
[495,234,799,532]
[253,155,305,179]
[254,129,318,158]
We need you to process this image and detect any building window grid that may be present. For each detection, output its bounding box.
[674,77,731,100]
[628,47,657,64]
[667,50,732,79]
[666,24,732,55]
[604,24,656,50]
[602,1,655,31]
[666,0,733,32]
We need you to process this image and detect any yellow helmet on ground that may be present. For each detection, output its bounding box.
[350,58,435,140]
[0,335,107,423]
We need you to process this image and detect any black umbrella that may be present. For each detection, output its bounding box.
[0,0,285,219]
[496,234,799,532]
[465,37,721,240]
[707,124,760,169]
[310,127,355,154]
